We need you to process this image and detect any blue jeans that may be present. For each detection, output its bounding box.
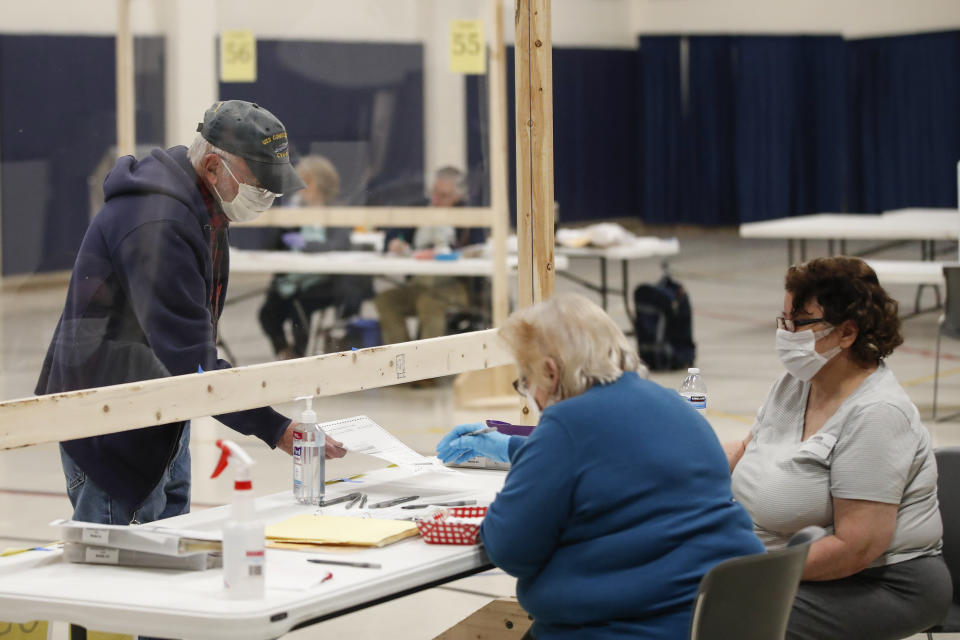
[60,423,192,525]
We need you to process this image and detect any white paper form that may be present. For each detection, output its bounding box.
[319,415,452,471]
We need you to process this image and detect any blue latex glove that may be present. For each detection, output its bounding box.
[282,231,306,250]
[436,423,511,464]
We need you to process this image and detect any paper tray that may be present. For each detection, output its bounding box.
[416,507,487,545]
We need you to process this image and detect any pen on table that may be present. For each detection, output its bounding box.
[320,571,333,583]
[319,491,362,507]
[400,500,478,510]
[464,426,497,437]
[367,495,419,509]
[345,493,364,510]
[358,494,368,509]
[307,558,382,569]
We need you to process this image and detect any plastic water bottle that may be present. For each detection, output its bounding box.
[293,396,325,505]
[679,367,707,416]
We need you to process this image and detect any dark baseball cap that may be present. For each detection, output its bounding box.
[196,100,306,195]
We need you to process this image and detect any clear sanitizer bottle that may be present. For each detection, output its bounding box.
[293,395,325,505]
[210,439,265,599]
[679,367,708,416]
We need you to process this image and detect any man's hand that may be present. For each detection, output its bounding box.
[387,237,411,255]
[277,422,347,459]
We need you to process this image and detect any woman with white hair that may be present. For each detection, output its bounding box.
[436,293,763,640]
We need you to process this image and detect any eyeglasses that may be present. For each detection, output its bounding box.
[776,316,826,332]
[512,378,529,396]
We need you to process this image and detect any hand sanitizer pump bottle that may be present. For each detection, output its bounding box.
[293,395,325,505]
[211,439,265,599]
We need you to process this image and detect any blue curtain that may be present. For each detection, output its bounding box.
[638,37,682,224]
[0,35,165,276]
[682,36,738,225]
[735,36,847,222]
[466,46,639,224]
[848,31,960,212]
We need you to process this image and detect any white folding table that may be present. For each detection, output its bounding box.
[0,466,507,640]
[554,237,680,314]
[739,209,959,265]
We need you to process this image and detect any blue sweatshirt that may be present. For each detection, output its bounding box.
[36,146,290,513]
[481,372,764,639]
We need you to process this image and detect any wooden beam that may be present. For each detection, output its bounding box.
[115,0,136,158]
[514,0,555,308]
[0,331,512,451]
[489,0,510,328]
[234,206,494,229]
[433,597,532,640]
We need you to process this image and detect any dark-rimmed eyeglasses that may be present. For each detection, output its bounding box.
[512,378,529,396]
[776,316,826,332]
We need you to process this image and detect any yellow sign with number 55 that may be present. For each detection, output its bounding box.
[221,30,257,83]
[449,20,485,74]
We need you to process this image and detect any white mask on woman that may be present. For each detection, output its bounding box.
[213,159,277,222]
[775,326,842,381]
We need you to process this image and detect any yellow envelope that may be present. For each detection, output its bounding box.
[265,515,419,547]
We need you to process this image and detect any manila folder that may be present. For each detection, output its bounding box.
[265,515,419,547]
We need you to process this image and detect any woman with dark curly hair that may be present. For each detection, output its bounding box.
[726,256,950,640]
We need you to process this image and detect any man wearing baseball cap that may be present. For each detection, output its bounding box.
[36,100,346,527]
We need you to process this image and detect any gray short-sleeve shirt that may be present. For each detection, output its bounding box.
[731,362,942,566]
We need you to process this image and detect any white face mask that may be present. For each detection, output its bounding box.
[775,326,842,381]
[213,159,277,222]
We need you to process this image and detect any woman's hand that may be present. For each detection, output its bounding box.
[723,432,753,472]
[801,497,898,580]
[436,423,511,463]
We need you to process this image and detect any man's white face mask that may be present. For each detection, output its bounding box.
[775,326,842,381]
[213,157,277,222]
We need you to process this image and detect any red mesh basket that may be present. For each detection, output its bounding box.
[417,506,488,545]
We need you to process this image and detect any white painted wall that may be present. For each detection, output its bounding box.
[630,0,960,38]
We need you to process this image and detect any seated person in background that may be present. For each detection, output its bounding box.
[436,293,764,640]
[375,166,481,346]
[727,256,950,640]
[258,155,373,359]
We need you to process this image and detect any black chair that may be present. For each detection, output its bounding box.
[932,266,960,420]
[688,526,825,640]
[926,447,960,637]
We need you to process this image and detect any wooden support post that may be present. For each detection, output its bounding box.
[490,0,510,328]
[453,0,521,410]
[234,206,495,229]
[115,0,136,158]
[433,598,532,640]
[0,331,512,450]
[514,0,555,309]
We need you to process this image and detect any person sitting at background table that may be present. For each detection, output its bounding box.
[258,154,373,359]
[436,293,764,639]
[726,256,950,640]
[375,167,483,353]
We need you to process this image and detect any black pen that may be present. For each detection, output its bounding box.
[367,495,419,509]
[307,558,382,569]
[400,500,477,509]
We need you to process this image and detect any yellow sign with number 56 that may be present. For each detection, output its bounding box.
[221,30,257,83]
[449,20,485,74]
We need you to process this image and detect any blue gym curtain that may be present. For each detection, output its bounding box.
[466,46,640,224]
[848,31,960,213]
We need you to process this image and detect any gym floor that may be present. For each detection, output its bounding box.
[1,228,958,638]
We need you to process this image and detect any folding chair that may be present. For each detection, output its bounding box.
[926,447,960,637]
[933,266,960,420]
[688,526,825,640]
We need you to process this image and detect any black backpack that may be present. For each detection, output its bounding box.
[632,274,696,371]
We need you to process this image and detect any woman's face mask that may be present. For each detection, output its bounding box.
[213,158,277,222]
[775,325,842,381]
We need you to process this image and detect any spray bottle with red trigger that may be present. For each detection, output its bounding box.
[211,439,265,599]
